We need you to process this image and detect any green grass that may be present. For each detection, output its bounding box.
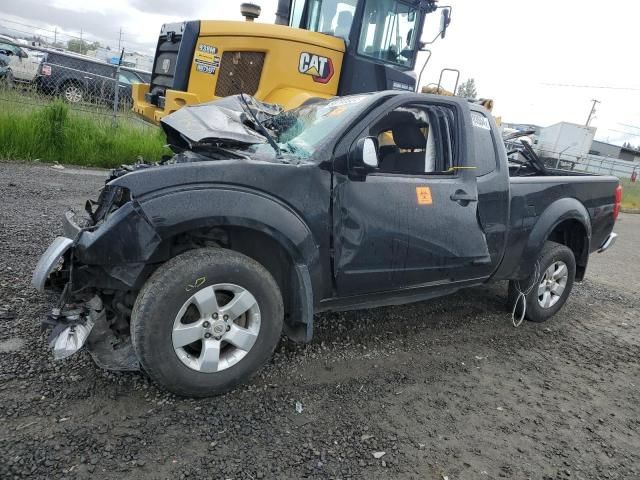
[621,179,640,210]
[0,94,169,168]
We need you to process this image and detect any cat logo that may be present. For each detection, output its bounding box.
[298,52,334,84]
[161,58,171,73]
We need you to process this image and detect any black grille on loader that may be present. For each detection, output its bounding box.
[215,52,265,97]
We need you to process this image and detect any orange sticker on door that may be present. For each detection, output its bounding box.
[416,187,433,205]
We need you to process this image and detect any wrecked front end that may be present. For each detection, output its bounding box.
[31,184,158,371]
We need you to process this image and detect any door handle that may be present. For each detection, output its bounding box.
[450,190,478,205]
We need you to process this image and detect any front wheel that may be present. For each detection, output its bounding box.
[508,241,576,323]
[131,248,283,397]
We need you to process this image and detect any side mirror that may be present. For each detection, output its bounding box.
[440,8,451,39]
[362,138,379,167]
[351,137,379,173]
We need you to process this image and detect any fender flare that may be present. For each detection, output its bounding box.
[518,197,591,279]
[140,187,321,341]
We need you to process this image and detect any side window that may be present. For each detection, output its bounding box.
[471,111,498,176]
[118,72,131,84]
[368,104,455,175]
[0,42,18,56]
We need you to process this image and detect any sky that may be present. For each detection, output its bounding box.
[1,0,639,146]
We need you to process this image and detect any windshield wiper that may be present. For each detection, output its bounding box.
[238,93,283,159]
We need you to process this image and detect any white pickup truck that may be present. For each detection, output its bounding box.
[0,36,41,83]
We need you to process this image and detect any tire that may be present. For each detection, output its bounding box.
[508,241,576,323]
[131,248,283,397]
[0,69,14,89]
[60,81,84,103]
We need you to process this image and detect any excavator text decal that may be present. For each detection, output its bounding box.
[299,52,334,84]
[194,44,221,75]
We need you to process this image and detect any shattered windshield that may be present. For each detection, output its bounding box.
[269,95,370,158]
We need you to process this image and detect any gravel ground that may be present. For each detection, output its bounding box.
[1,161,638,480]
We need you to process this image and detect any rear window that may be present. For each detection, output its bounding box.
[471,111,498,176]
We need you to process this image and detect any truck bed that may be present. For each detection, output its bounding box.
[496,170,619,281]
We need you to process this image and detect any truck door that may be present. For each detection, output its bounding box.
[332,98,492,296]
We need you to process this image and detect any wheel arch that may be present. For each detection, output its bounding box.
[139,188,322,342]
[519,197,591,281]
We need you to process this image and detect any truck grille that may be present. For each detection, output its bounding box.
[215,52,265,97]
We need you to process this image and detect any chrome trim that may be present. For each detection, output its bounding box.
[597,232,617,253]
[31,237,73,292]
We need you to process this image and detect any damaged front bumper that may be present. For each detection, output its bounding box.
[32,207,147,371]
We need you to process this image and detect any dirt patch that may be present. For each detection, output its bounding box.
[1,161,638,479]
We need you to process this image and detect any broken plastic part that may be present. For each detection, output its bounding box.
[51,319,94,360]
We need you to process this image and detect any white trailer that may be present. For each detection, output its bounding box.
[535,122,596,161]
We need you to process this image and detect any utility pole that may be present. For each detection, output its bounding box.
[54,27,57,45]
[118,27,123,51]
[586,99,600,126]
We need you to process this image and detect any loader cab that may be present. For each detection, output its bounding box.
[290,0,439,93]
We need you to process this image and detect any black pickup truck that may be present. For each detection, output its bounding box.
[37,50,150,106]
[32,92,620,397]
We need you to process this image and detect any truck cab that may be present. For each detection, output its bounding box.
[133,0,446,123]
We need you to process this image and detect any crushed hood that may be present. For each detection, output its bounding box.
[161,95,283,150]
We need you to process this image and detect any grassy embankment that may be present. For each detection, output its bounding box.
[0,92,168,168]
[621,179,640,210]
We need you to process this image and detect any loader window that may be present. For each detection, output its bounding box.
[358,0,418,68]
[305,0,358,41]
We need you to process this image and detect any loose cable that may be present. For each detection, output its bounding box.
[511,261,541,327]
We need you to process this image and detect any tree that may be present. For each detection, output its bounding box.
[456,78,478,99]
[67,39,101,55]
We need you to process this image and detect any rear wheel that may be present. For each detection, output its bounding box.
[509,241,576,323]
[131,248,283,397]
[61,82,84,103]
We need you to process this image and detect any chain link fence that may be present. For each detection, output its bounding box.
[0,40,152,127]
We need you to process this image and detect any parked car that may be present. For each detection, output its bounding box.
[32,92,620,397]
[0,36,41,83]
[37,50,151,105]
[0,52,14,87]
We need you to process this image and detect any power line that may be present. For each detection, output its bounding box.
[605,128,640,139]
[541,82,640,92]
[0,21,144,52]
[619,123,640,132]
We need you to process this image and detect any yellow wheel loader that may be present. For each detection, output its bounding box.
[133,0,451,123]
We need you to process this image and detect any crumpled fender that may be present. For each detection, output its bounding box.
[139,186,320,271]
[517,197,591,279]
[76,201,162,266]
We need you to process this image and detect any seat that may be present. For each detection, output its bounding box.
[379,123,426,173]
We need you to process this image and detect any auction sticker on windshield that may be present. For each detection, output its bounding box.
[471,112,491,130]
